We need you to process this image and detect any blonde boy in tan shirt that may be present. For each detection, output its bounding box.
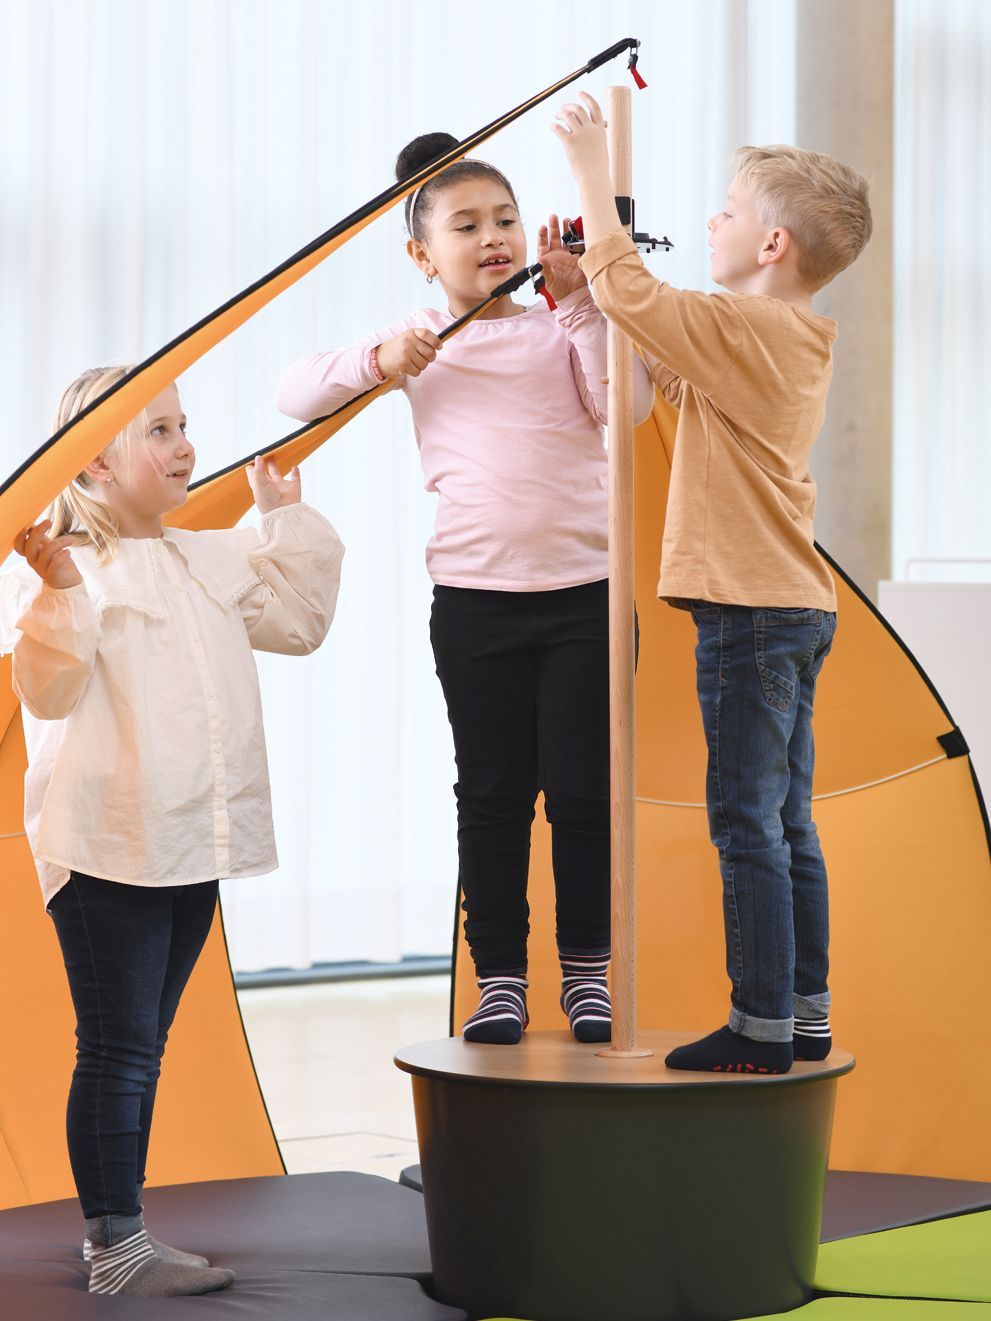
[552,93,872,1073]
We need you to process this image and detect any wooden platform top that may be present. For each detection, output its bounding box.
[395,1030,854,1091]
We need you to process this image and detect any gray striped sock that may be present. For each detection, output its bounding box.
[87,1229,157,1294]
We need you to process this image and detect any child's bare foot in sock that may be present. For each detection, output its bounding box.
[665,1025,793,1074]
[794,1015,832,1060]
[560,951,612,1043]
[88,1230,233,1295]
[463,975,528,1044]
[84,1234,209,1267]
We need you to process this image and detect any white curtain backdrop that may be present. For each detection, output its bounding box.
[2,0,797,970]
[892,0,991,583]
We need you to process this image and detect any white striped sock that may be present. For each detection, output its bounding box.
[794,1016,831,1037]
[463,976,528,1042]
[88,1229,156,1294]
[560,952,612,1042]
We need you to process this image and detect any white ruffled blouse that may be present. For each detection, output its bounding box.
[0,503,344,905]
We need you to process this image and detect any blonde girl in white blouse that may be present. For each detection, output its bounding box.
[1,365,344,1297]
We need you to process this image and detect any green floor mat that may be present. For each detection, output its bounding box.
[481,1305,991,1321]
[816,1209,991,1302]
[755,1299,991,1318]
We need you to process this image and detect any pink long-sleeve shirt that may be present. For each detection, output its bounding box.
[277,290,653,591]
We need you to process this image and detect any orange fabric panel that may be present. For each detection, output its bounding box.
[0,211,383,558]
[818,756,991,1179]
[0,707,282,1211]
[164,387,389,533]
[455,396,991,1180]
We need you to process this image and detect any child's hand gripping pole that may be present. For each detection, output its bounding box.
[536,214,589,306]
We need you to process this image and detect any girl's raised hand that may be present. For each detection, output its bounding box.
[15,521,82,590]
[375,328,442,380]
[536,214,588,301]
[246,457,301,514]
[551,93,611,182]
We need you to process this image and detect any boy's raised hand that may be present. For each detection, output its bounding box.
[551,93,611,183]
[536,214,588,301]
[247,456,301,513]
[15,521,83,590]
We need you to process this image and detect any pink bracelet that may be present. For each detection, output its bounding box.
[369,344,387,384]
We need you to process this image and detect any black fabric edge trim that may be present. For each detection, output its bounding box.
[216,896,288,1176]
[938,727,970,759]
[817,540,991,871]
[448,880,462,1039]
[816,542,958,728]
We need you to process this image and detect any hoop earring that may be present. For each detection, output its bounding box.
[426,273,434,284]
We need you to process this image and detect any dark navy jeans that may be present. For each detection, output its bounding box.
[47,872,219,1222]
[691,602,836,1042]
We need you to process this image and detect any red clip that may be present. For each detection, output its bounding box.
[532,267,557,310]
[629,54,647,90]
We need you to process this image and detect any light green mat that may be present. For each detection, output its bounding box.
[482,1304,991,1321]
[750,1299,991,1318]
[815,1210,991,1302]
[482,1303,991,1321]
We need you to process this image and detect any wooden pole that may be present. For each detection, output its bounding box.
[598,86,650,1060]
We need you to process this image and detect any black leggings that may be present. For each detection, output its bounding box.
[430,579,617,975]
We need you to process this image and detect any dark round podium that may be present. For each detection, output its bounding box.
[395,1030,854,1321]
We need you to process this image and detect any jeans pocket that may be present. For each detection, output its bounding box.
[756,661,797,712]
[754,611,809,712]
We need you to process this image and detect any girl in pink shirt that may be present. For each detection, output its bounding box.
[278,133,652,1044]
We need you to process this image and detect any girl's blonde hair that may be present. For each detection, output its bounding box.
[47,365,150,561]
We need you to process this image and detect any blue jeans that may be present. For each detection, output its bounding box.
[47,871,219,1226]
[691,602,836,1042]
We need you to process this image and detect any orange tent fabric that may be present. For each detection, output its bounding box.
[453,396,991,1183]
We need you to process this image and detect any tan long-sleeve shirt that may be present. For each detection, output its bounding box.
[580,231,838,611]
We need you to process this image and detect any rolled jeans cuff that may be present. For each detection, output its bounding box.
[793,991,830,1018]
[84,1212,145,1249]
[729,1008,794,1043]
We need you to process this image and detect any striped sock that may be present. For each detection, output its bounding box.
[794,1015,832,1061]
[88,1229,157,1294]
[560,951,612,1044]
[463,975,528,1045]
[84,1234,209,1267]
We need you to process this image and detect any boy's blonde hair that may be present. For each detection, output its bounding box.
[48,365,150,561]
[734,145,872,290]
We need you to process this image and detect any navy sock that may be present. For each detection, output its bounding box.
[559,951,612,1043]
[463,975,528,1045]
[794,1015,832,1061]
[665,1025,793,1074]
